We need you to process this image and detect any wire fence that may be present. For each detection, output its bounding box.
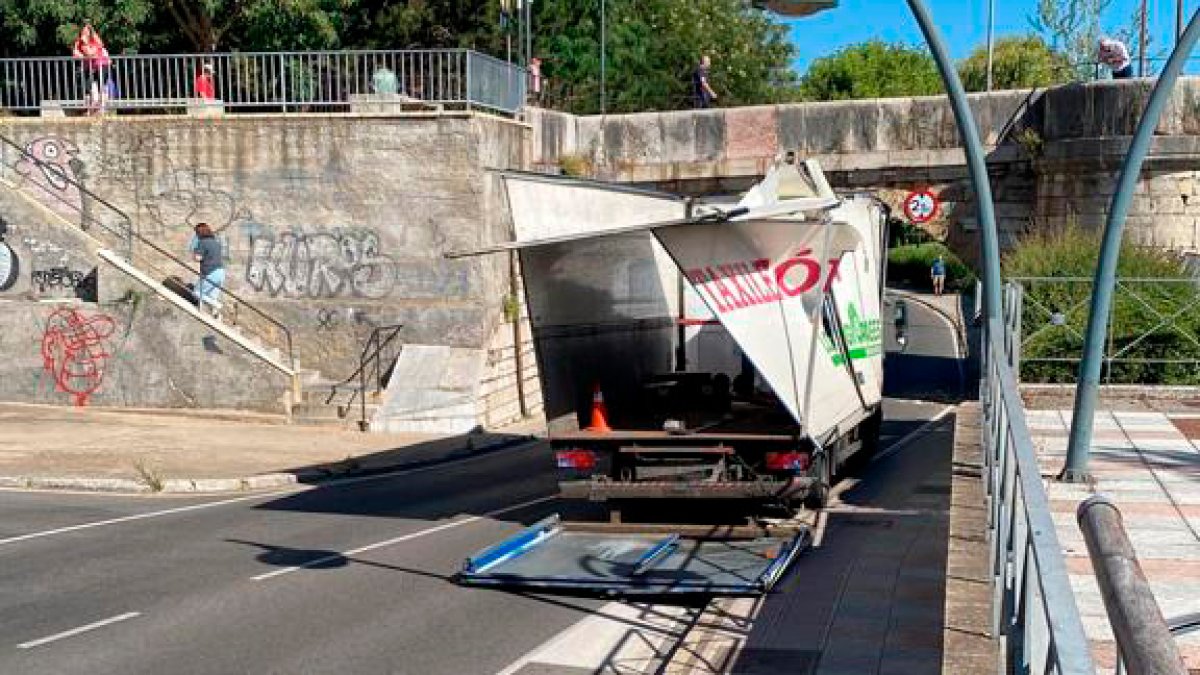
[0,49,527,116]
[1008,276,1200,385]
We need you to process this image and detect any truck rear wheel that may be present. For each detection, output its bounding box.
[802,453,830,510]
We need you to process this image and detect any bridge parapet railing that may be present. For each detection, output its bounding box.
[981,282,1095,674]
[0,48,527,116]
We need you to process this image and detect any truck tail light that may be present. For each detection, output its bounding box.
[765,452,810,473]
[556,449,597,471]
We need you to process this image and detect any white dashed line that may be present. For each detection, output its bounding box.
[17,612,141,649]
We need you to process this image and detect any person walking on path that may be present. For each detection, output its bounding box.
[930,255,947,297]
[72,23,110,116]
[191,222,225,319]
[1099,37,1133,79]
[693,55,717,109]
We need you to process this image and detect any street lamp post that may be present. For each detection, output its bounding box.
[600,0,606,114]
[986,0,995,91]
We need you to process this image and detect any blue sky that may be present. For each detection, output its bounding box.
[786,0,1190,74]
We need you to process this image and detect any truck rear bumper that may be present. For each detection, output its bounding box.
[560,477,814,501]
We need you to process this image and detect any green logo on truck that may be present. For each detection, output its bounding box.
[822,303,882,366]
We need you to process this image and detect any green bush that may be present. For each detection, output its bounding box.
[1003,225,1200,385]
[887,242,975,291]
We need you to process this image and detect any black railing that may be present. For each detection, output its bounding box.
[0,132,294,371]
[327,324,403,431]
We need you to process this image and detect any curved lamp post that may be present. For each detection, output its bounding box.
[1061,10,1200,481]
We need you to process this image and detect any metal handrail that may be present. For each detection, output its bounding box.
[983,302,1095,673]
[0,131,294,371]
[1078,496,1189,675]
[327,324,403,431]
[0,48,526,115]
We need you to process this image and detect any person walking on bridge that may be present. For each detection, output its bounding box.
[1099,37,1133,79]
[191,222,225,319]
[693,55,718,109]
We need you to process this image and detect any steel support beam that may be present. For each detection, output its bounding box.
[1062,10,1200,481]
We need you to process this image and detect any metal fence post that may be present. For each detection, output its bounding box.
[1063,10,1200,482]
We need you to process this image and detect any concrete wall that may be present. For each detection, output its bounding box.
[0,113,540,428]
[0,296,288,410]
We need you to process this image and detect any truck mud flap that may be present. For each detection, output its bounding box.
[456,515,809,596]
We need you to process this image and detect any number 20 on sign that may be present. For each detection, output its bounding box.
[903,189,939,224]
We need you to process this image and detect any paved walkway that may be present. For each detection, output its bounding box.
[0,402,538,493]
[1026,408,1200,671]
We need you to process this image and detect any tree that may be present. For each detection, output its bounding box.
[797,41,941,101]
[958,35,1073,92]
[1029,0,1150,77]
[0,0,161,56]
[534,0,798,114]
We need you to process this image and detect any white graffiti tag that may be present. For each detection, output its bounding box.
[245,230,396,299]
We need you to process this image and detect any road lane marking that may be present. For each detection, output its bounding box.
[873,405,954,464]
[251,494,557,581]
[17,612,140,649]
[0,441,544,549]
[0,494,269,548]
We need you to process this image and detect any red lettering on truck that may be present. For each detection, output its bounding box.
[686,251,844,315]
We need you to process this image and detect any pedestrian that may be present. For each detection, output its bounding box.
[72,23,110,116]
[194,62,216,101]
[930,255,947,297]
[372,61,398,95]
[693,54,717,109]
[191,222,225,319]
[528,57,543,104]
[1098,37,1133,80]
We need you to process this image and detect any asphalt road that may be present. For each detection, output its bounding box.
[883,292,966,401]
[0,293,964,675]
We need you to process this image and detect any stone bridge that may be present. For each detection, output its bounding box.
[527,79,1200,262]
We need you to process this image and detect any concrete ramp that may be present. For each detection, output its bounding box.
[371,345,488,434]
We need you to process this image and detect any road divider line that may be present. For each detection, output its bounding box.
[0,494,269,548]
[873,406,954,464]
[251,495,557,581]
[0,441,546,549]
[17,612,140,649]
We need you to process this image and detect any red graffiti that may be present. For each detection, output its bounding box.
[686,250,843,315]
[40,308,116,407]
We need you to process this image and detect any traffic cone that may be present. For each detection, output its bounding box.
[587,383,612,433]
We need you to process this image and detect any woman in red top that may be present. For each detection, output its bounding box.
[72,24,110,115]
[194,63,216,101]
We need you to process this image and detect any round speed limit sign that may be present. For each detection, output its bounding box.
[903,189,939,224]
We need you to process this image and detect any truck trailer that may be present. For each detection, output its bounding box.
[449,156,887,595]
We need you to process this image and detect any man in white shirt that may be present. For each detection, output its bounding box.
[1098,38,1133,79]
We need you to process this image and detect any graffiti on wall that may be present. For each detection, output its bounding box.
[31,266,88,293]
[40,308,117,407]
[20,237,94,299]
[0,220,17,291]
[14,137,84,217]
[246,229,396,299]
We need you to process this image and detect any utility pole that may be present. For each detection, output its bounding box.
[985,0,995,91]
[600,0,607,114]
[1138,0,1148,76]
[1180,0,1186,45]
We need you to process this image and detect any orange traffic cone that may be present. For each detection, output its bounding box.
[587,383,612,433]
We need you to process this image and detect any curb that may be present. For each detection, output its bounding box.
[0,434,541,496]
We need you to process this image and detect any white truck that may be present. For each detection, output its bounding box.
[450,156,888,595]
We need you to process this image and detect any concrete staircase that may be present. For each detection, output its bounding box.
[290,381,384,429]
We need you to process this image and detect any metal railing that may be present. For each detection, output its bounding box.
[1010,276,1200,385]
[0,49,526,115]
[0,131,295,373]
[327,324,403,431]
[982,284,1095,673]
[1077,496,1189,675]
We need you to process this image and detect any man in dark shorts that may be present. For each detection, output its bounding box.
[693,55,717,109]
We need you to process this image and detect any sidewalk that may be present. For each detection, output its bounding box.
[1025,408,1200,671]
[0,402,541,494]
